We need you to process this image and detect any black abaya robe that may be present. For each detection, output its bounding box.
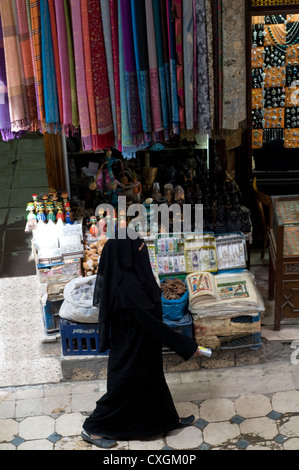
[83,232,198,440]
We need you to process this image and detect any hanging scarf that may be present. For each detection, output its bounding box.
[40,0,60,132]
[70,0,92,150]
[0,13,14,141]
[0,0,28,132]
[195,0,211,134]
[64,0,79,130]
[165,0,179,134]
[172,0,185,131]
[14,0,38,131]
[88,0,114,149]
[118,0,147,159]
[28,0,45,129]
[130,0,152,136]
[183,0,194,132]
[100,0,118,148]
[80,0,98,149]
[144,0,163,134]
[120,0,142,137]
[54,0,72,134]
[205,0,215,131]
[48,0,63,125]
[152,0,169,131]
[109,0,122,151]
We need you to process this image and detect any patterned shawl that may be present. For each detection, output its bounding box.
[88,0,114,149]
[80,0,98,148]
[54,0,72,133]
[48,0,63,124]
[0,0,28,132]
[145,0,163,134]
[63,0,79,130]
[40,0,60,132]
[152,0,169,130]
[0,12,14,140]
[14,0,38,131]
[109,0,122,151]
[70,0,92,150]
[100,0,117,147]
[195,0,211,134]
[165,0,179,134]
[172,0,185,131]
[131,0,152,135]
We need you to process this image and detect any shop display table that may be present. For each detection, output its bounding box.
[268,195,299,330]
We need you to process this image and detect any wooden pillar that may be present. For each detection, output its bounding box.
[43,133,67,191]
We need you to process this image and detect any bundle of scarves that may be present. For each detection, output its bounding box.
[0,0,214,159]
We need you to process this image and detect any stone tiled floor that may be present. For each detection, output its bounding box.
[2,364,299,450]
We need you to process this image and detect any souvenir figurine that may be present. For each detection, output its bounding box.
[32,194,38,213]
[56,202,65,222]
[119,209,127,229]
[94,148,121,193]
[65,202,73,225]
[61,191,69,211]
[107,180,120,208]
[132,171,142,203]
[42,194,48,210]
[25,202,37,232]
[97,208,106,235]
[47,202,56,223]
[89,216,99,238]
[36,201,46,223]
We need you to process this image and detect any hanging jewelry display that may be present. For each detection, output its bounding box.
[252,13,299,149]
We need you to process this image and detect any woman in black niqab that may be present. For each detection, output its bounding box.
[83,231,199,444]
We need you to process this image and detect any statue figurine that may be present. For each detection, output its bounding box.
[106,180,120,208]
[65,202,73,225]
[25,202,37,232]
[56,202,65,223]
[36,201,46,223]
[47,202,56,223]
[93,148,121,193]
[132,171,142,203]
[89,216,99,238]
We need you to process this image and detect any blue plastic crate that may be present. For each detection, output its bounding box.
[60,319,109,356]
[163,312,193,338]
[163,312,194,353]
[43,301,63,334]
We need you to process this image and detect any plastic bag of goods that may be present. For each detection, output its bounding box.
[59,275,99,324]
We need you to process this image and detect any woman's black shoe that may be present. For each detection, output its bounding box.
[81,429,117,448]
[177,415,195,428]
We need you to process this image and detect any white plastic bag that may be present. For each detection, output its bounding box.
[59,275,99,324]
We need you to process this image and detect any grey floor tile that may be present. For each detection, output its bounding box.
[0,190,12,208]
[12,170,48,189]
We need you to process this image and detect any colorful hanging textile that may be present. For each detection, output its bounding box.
[130,0,152,136]
[172,0,185,131]
[195,0,211,134]
[109,0,122,151]
[40,0,60,132]
[14,0,38,131]
[118,0,147,159]
[165,0,179,134]
[0,0,28,132]
[70,0,92,151]
[152,0,169,131]
[183,0,194,132]
[100,0,118,148]
[54,0,72,134]
[120,0,142,137]
[205,0,215,131]
[28,0,45,129]
[63,0,79,130]
[88,0,114,149]
[80,0,98,149]
[48,0,63,124]
[0,13,14,141]
[144,0,163,134]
